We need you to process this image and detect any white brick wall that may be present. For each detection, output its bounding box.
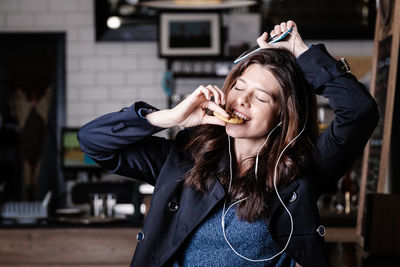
[0,0,166,127]
[49,0,78,12]
[20,0,48,12]
[6,13,35,26]
[81,57,109,70]
[0,14,5,26]
[0,0,18,11]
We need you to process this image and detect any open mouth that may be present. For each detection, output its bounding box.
[232,110,250,121]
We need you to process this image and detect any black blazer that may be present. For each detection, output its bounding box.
[78,44,379,267]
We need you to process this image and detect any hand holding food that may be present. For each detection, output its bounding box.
[146,85,230,128]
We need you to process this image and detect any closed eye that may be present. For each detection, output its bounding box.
[256,92,273,103]
[256,96,267,103]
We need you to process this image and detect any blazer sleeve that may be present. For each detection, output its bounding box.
[77,101,173,186]
[297,44,379,193]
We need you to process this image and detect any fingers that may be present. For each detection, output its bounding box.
[280,22,287,32]
[201,101,229,126]
[196,84,225,106]
[171,85,229,128]
[203,115,227,127]
[270,20,297,38]
[287,20,296,32]
[197,85,230,124]
[207,85,225,106]
[257,32,272,49]
[203,100,229,118]
[269,22,287,38]
[198,85,230,118]
[257,20,299,50]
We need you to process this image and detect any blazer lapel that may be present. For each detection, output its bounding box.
[160,177,226,265]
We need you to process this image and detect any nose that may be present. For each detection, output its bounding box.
[237,92,251,108]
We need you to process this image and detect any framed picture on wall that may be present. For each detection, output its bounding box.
[159,13,221,58]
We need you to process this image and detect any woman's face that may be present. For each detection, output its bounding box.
[225,64,281,141]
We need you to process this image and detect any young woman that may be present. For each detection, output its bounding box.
[78,21,378,266]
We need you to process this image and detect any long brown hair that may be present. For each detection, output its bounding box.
[184,48,318,222]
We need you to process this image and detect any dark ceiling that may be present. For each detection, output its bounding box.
[95,0,376,41]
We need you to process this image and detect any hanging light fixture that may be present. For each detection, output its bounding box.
[107,16,122,29]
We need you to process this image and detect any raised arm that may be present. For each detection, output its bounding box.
[77,101,172,185]
[298,44,379,192]
[78,85,233,185]
[257,20,379,193]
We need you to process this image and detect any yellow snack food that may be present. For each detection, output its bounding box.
[213,111,244,124]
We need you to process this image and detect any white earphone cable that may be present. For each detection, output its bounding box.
[221,118,307,262]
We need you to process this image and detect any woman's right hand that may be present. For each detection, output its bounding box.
[146,85,230,128]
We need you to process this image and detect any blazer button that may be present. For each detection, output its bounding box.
[168,201,179,212]
[136,231,145,242]
[289,192,297,202]
[316,225,326,237]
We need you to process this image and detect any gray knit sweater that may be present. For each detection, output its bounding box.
[173,203,295,267]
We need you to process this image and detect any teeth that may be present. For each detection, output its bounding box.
[233,111,250,121]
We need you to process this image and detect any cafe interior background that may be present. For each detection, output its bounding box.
[0,0,399,266]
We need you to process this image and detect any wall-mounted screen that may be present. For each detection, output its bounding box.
[62,128,99,170]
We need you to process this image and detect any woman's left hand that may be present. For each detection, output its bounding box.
[256,20,309,58]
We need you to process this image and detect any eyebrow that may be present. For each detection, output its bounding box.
[237,78,277,101]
